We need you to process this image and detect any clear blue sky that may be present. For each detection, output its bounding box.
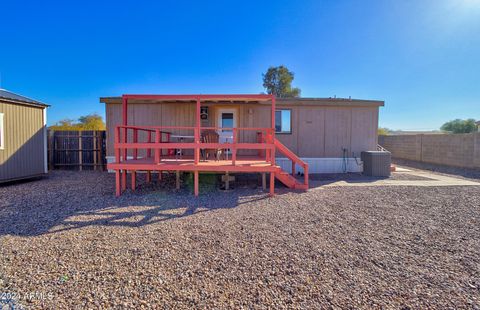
[1,0,479,130]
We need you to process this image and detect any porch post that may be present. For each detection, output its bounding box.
[232,128,237,165]
[155,129,160,163]
[195,97,201,165]
[122,95,128,126]
[122,96,128,178]
[147,131,152,158]
[115,126,120,163]
[115,127,122,196]
[194,97,201,197]
[133,129,138,159]
[271,96,276,166]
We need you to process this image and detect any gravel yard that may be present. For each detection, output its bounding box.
[1,171,480,309]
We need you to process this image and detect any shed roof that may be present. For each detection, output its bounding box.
[0,89,49,108]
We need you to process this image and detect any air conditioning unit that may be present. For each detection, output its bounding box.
[361,151,391,177]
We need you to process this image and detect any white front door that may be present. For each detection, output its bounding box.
[217,108,236,143]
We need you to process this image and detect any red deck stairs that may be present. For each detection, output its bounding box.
[273,139,309,190]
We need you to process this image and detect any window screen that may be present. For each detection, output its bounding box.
[275,110,291,134]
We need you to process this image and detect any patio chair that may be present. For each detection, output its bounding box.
[201,130,222,161]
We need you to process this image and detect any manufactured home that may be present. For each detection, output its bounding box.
[0,89,49,183]
[101,94,383,196]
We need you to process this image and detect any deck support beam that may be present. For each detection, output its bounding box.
[269,172,275,196]
[262,173,266,191]
[176,171,180,190]
[146,171,151,183]
[225,172,230,190]
[194,171,199,196]
[121,170,127,191]
[115,170,121,196]
[131,171,136,190]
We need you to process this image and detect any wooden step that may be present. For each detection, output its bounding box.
[274,169,308,190]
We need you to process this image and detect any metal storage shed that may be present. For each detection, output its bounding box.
[0,89,49,183]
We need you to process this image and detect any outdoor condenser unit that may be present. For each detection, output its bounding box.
[361,151,391,177]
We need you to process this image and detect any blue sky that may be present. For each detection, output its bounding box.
[1,0,479,130]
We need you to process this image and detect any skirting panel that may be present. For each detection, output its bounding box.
[276,157,363,174]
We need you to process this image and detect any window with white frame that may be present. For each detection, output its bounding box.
[0,113,4,149]
[275,109,292,134]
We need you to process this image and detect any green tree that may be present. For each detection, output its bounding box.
[48,119,79,130]
[378,127,390,136]
[262,65,301,98]
[78,113,106,130]
[440,119,477,134]
[49,113,105,131]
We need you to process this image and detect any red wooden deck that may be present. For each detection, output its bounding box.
[108,94,309,197]
[110,156,276,172]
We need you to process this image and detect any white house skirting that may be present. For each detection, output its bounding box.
[276,157,363,174]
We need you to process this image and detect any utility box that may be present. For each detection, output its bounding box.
[361,151,391,177]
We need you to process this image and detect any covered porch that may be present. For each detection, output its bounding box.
[107,94,308,196]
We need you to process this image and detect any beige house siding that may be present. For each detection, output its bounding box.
[104,100,380,159]
[274,105,378,158]
[0,101,47,182]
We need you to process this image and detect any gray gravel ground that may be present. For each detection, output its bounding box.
[1,171,480,309]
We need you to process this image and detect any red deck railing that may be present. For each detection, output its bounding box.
[114,125,276,166]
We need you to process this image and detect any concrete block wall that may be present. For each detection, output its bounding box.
[475,133,480,167]
[378,133,480,169]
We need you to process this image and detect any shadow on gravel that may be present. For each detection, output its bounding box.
[0,171,273,237]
